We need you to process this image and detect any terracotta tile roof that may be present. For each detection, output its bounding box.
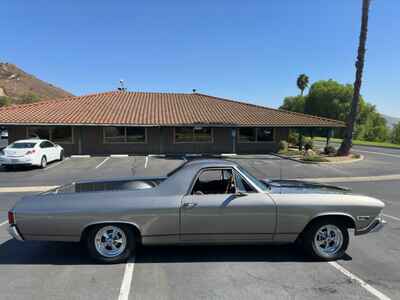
[0,91,345,127]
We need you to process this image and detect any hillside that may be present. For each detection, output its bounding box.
[0,62,73,104]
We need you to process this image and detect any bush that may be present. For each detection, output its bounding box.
[287,132,299,146]
[324,145,336,155]
[302,155,329,162]
[304,139,314,150]
[278,140,288,152]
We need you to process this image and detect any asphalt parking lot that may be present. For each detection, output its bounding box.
[0,149,400,299]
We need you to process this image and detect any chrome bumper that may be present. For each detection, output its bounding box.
[356,216,386,235]
[8,225,24,241]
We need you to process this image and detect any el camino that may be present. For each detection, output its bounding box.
[8,159,385,263]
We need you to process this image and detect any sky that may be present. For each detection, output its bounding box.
[2,0,400,117]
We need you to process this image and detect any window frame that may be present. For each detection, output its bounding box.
[26,126,74,144]
[237,127,275,143]
[188,167,258,196]
[174,127,214,144]
[103,126,147,144]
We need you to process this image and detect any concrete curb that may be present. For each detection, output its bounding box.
[273,153,364,165]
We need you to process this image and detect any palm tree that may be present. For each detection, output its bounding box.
[296,74,309,96]
[338,0,371,156]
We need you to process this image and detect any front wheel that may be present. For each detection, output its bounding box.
[302,219,349,261]
[59,150,64,161]
[86,224,135,263]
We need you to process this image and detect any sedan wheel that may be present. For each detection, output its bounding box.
[59,150,64,161]
[302,219,349,261]
[87,224,134,263]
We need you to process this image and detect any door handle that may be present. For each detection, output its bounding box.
[182,202,198,209]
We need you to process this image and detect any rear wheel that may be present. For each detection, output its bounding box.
[302,219,349,261]
[40,156,47,169]
[86,224,135,263]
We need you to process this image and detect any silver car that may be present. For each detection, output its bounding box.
[8,159,385,263]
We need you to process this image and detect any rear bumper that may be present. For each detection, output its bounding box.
[8,225,24,241]
[0,157,33,166]
[355,216,386,235]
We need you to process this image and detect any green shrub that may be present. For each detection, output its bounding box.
[302,155,329,162]
[278,140,288,152]
[304,138,314,150]
[287,132,299,146]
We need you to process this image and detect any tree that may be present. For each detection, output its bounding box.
[0,96,12,107]
[296,74,309,96]
[280,96,306,113]
[338,0,371,156]
[392,122,400,144]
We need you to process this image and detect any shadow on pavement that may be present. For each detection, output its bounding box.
[0,240,352,265]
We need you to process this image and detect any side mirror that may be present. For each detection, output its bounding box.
[234,190,247,197]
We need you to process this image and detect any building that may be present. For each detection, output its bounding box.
[0,91,344,155]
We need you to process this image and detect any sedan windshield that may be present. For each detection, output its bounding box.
[9,143,36,149]
[237,166,268,191]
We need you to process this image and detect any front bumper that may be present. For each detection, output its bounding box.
[356,216,386,235]
[8,225,24,241]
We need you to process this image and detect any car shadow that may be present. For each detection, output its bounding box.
[0,240,352,265]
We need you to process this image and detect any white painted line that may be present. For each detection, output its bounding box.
[356,149,400,158]
[382,213,400,222]
[110,154,129,158]
[144,156,149,169]
[45,157,70,170]
[300,174,400,183]
[0,186,58,193]
[71,155,91,158]
[328,262,391,300]
[0,220,7,227]
[95,157,110,169]
[118,256,135,300]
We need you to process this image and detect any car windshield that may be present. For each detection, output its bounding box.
[9,142,36,149]
[237,166,268,191]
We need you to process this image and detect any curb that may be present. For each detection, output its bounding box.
[273,153,364,165]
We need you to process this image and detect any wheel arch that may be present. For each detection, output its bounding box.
[299,213,356,237]
[80,221,142,244]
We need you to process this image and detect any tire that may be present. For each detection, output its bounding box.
[40,156,47,169]
[86,224,135,264]
[302,218,349,261]
[59,150,64,161]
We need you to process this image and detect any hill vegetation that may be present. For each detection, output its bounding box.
[0,62,73,106]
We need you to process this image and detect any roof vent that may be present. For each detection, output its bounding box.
[118,79,127,92]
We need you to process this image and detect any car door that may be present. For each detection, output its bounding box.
[180,167,276,242]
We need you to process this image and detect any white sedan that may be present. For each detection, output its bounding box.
[0,139,64,169]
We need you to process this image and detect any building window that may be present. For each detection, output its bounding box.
[27,126,73,143]
[238,127,274,143]
[175,127,213,143]
[103,127,146,143]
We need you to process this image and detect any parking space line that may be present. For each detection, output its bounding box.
[145,156,149,168]
[118,256,135,300]
[328,262,391,300]
[0,186,58,193]
[95,157,110,169]
[45,157,70,170]
[0,220,7,227]
[382,213,400,222]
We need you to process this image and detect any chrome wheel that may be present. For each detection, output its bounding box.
[314,224,343,258]
[94,226,127,258]
[41,157,47,168]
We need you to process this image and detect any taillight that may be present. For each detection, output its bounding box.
[25,149,36,155]
[8,211,15,225]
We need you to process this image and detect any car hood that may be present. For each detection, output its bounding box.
[260,179,351,194]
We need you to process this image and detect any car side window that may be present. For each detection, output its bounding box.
[39,141,46,148]
[234,171,256,193]
[192,168,235,195]
[39,141,54,148]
